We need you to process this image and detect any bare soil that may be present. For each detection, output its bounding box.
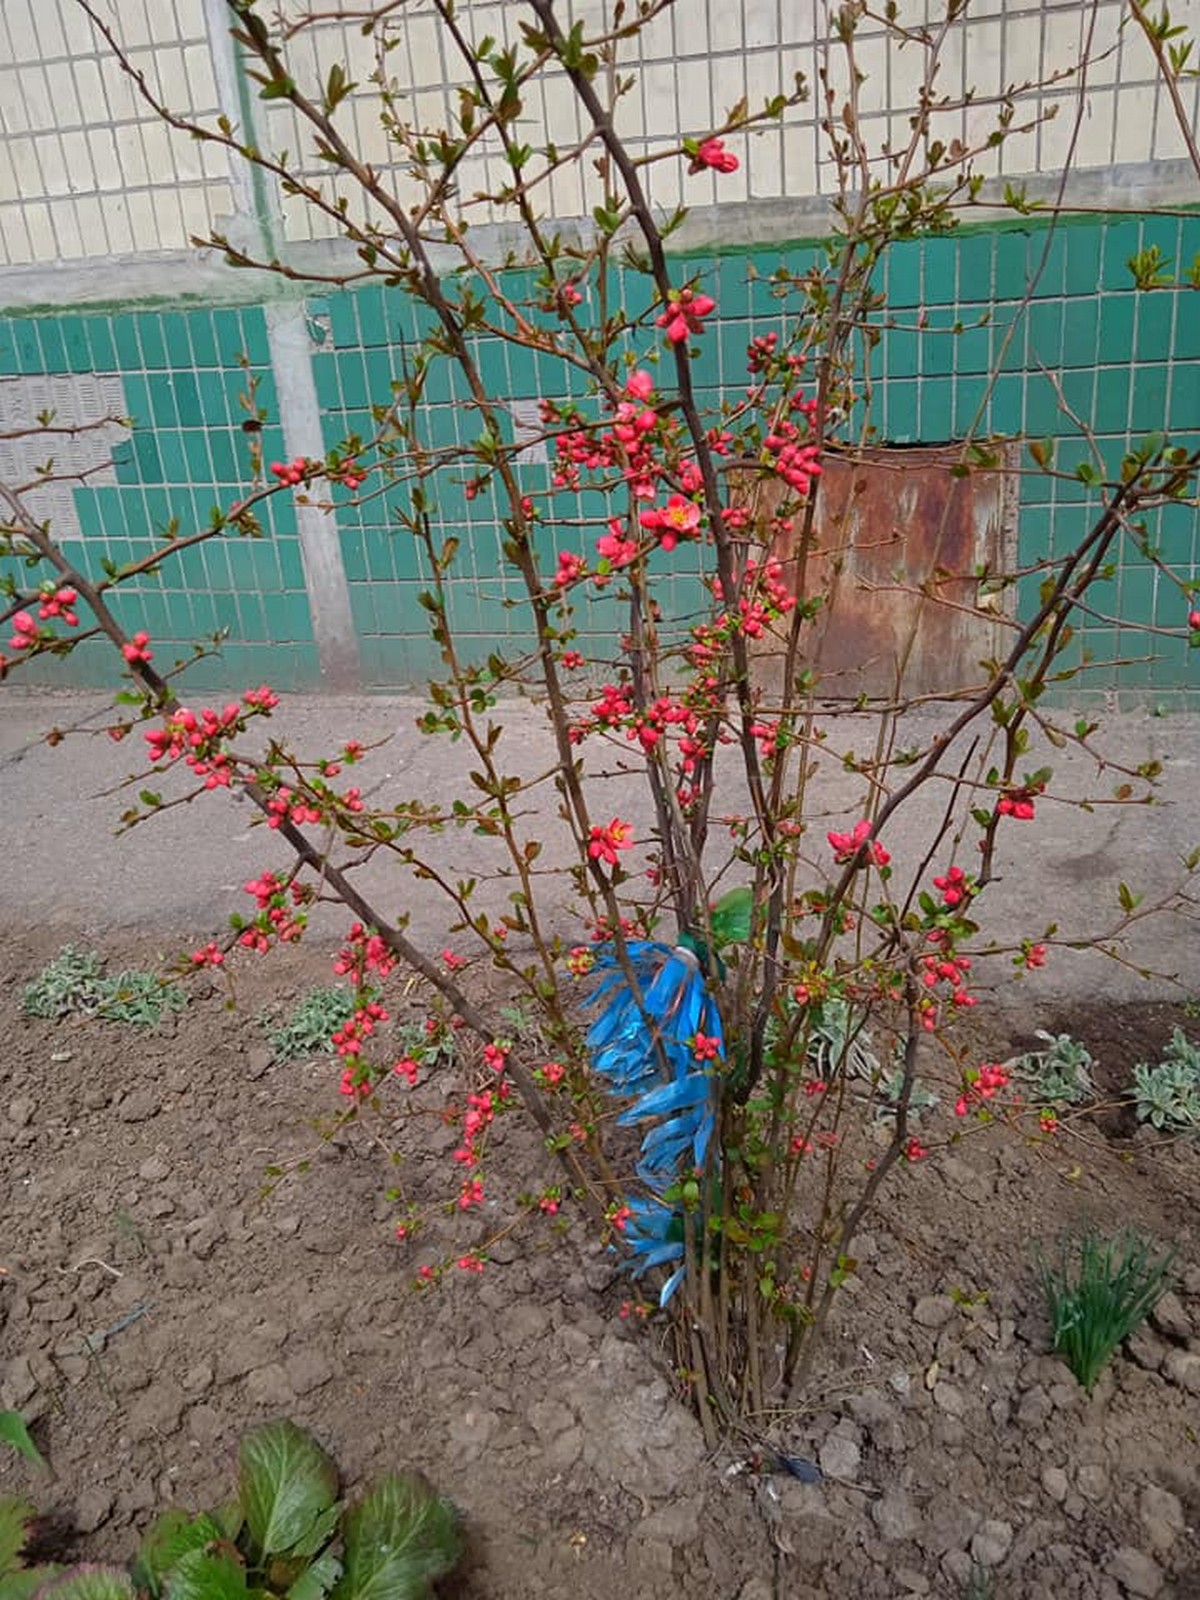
[3,925,1200,1600]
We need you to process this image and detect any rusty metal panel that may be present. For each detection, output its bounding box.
[759,445,1016,701]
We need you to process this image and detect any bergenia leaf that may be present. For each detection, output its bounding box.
[287,1550,342,1600]
[30,1566,136,1600]
[238,1423,338,1562]
[330,1474,460,1600]
[131,1511,224,1598]
[1,1565,61,1600]
[162,1549,248,1600]
[282,1501,342,1562]
[0,1499,35,1580]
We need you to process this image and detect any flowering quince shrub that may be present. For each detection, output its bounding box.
[4,0,1200,1431]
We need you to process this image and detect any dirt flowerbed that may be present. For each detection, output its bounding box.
[2,926,1199,1600]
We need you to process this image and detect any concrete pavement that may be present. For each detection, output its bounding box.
[2,685,1197,1005]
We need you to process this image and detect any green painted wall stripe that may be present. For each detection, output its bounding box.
[1,214,1198,700]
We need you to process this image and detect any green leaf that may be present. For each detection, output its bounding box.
[0,1416,44,1472]
[0,1499,34,1578]
[287,1551,342,1600]
[0,1566,60,1600]
[32,1566,136,1600]
[710,886,753,949]
[282,1503,341,1563]
[1117,881,1143,914]
[238,1423,339,1562]
[132,1512,224,1598]
[162,1550,248,1600]
[330,1475,460,1600]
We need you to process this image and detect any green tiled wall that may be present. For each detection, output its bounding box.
[2,211,1198,699]
[0,303,320,691]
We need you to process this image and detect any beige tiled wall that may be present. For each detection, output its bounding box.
[1,0,1198,266]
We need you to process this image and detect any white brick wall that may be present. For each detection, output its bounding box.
[1,0,1198,266]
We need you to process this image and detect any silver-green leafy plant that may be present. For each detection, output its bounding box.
[23,948,184,1028]
[1038,1232,1176,1392]
[874,1068,939,1122]
[1132,1026,1200,1132]
[806,998,881,1083]
[22,948,108,1020]
[0,1419,460,1600]
[1010,1029,1096,1106]
[267,985,358,1061]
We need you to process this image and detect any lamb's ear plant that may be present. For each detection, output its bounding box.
[1038,1232,1177,1392]
[22,949,184,1029]
[1010,1030,1096,1107]
[0,1421,460,1600]
[1131,1027,1200,1132]
[266,986,358,1061]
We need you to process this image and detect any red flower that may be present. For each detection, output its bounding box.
[566,945,595,976]
[1189,608,1200,631]
[270,456,308,487]
[8,611,37,652]
[121,630,154,665]
[483,1041,508,1074]
[932,865,972,908]
[588,817,634,866]
[656,287,716,345]
[555,550,586,587]
[639,494,702,552]
[827,818,889,868]
[997,790,1037,820]
[596,522,638,568]
[689,137,738,174]
[626,369,655,402]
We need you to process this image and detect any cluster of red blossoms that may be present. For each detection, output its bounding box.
[122,630,154,665]
[955,1062,1011,1118]
[270,456,310,487]
[145,687,280,791]
[334,922,398,982]
[656,286,716,345]
[264,784,325,829]
[933,865,973,908]
[996,784,1041,821]
[8,584,82,654]
[453,1077,511,1172]
[146,701,241,787]
[239,871,307,951]
[38,584,79,624]
[763,407,823,496]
